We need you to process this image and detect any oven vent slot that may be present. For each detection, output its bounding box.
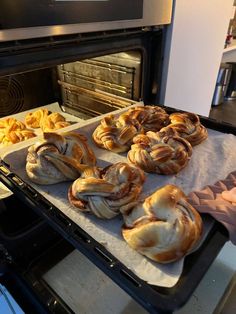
[40,199,54,212]
[54,212,72,228]
[10,175,24,187]
[24,185,38,198]
[0,165,11,176]
[94,246,113,264]
[73,229,91,244]
[120,269,141,288]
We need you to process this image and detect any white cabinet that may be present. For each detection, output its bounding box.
[161,0,234,116]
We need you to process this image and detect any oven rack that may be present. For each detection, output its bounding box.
[0,155,228,314]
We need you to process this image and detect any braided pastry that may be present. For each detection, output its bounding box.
[26,131,96,185]
[92,113,143,153]
[2,129,36,145]
[68,162,145,219]
[41,112,71,132]
[122,184,202,263]
[127,129,192,174]
[161,112,208,146]
[0,118,36,145]
[0,118,26,131]
[25,109,49,129]
[126,105,170,132]
[25,109,71,132]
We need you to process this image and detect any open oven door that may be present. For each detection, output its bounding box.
[0,185,73,314]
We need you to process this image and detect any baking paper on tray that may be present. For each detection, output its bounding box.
[0,102,83,157]
[4,120,236,288]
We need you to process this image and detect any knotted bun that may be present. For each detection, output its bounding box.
[68,162,145,219]
[161,112,208,146]
[122,184,202,263]
[0,118,36,145]
[126,105,170,132]
[2,129,36,145]
[25,109,71,132]
[0,118,26,131]
[92,113,143,153]
[25,109,49,129]
[26,131,96,185]
[41,112,71,132]
[127,129,192,174]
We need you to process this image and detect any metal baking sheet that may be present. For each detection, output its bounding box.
[0,106,232,313]
[2,106,235,288]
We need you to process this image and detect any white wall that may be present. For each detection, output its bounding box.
[161,0,234,116]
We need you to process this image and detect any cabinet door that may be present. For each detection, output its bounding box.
[161,0,234,117]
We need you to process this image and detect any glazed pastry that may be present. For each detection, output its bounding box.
[26,131,96,185]
[161,112,208,146]
[126,105,170,132]
[25,109,71,132]
[127,129,192,174]
[68,162,145,219]
[25,109,49,129]
[41,112,71,132]
[0,118,36,145]
[2,129,36,145]
[0,118,26,131]
[92,113,143,153]
[122,184,202,263]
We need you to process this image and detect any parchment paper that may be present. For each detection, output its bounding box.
[3,118,236,287]
[0,102,83,157]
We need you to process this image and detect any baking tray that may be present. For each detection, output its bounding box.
[0,102,83,157]
[0,107,232,313]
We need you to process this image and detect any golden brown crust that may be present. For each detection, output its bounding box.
[26,131,96,185]
[2,129,36,144]
[126,105,170,132]
[25,109,71,132]
[127,130,192,174]
[161,112,208,146]
[92,114,143,153]
[41,112,71,132]
[68,162,145,219]
[122,184,202,263]
[0,118,36,145]
[25,109,49,129]
[92,106,170,153]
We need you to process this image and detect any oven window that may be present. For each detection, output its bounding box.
[58,51,142,119]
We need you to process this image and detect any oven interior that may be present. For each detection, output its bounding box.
[0,28,164,119]
[0,50,143,120]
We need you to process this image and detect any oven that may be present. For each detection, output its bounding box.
[0,1,232,314]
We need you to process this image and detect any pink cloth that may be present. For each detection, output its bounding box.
[188,171,236,245]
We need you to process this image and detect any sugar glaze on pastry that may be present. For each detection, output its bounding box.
[0,118,36,145]
[122,184,202,263]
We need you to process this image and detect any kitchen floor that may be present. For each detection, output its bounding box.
[209,98,236,125]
